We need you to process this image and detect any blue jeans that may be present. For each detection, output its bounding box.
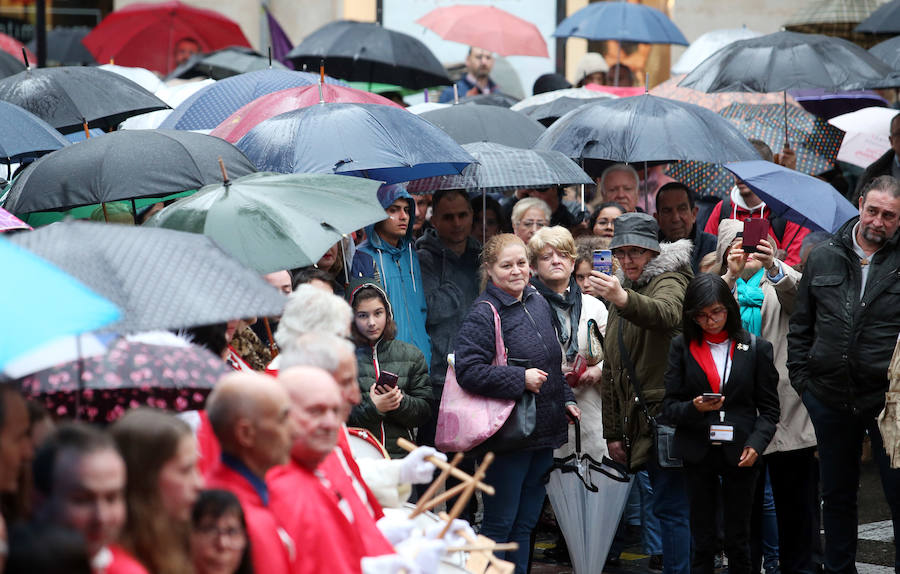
[480,448,554,574]
[638,469,664,555]
[646,453,692,574]
[803,390,900,574]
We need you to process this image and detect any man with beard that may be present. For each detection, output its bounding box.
[788,175,900,574]
[439,47,497,103]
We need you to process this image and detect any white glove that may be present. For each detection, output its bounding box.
[376,515,417,546]
[361,553,418,574]
[424,518,476,549]
[398,446,447,484]
[396,535,446,574]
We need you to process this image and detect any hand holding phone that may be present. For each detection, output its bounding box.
[375,371,399,394]
[742,218,771,254]
[702,393,723,402]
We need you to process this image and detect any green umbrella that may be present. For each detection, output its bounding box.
[144,172,386,274]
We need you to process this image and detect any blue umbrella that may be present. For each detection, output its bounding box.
[0,237,120,372]
[236,103,474,184]
[0,101,69,163]
[159,69,347,131]
[724,160,858,233]
[553,1,688,45]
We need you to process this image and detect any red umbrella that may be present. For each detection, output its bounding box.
[0,32,34,65]
[416,5,548,58]
[210,84,405,143]
[82,0,251,74]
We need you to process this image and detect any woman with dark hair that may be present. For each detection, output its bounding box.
[662,273,780,574]
[589,202,625,238]
[191,489,253,574]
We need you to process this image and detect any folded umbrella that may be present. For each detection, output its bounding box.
[10,221,286,333]
[0,101,69,164]
[416,5,548,58]
[723,160,858,233]
[145,172,386,274]
[419,105,546,149]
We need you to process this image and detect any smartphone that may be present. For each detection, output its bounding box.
[376,371,399,390]
[702,393,723,402]
[592,249,613,275]
[742,218,771,254]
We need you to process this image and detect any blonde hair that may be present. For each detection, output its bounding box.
[510,197,551,229]
[527,226,577,267]
[479,234,527,291]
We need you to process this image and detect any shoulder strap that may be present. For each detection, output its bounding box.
[617,323,652,424]
[718,196,732,224]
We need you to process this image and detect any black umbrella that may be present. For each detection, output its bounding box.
[26,27,96,66]
[0,101,69,164]
[533,94,759,165]
[419,105,546,149]
[516,96,597,127]
[166,46,288,81]
[0,51,24,79]
[857,0,900,33]
[457,92,521,108]
[4,130,257,215]
[0,67,168,134]
[10,221,286,333]
[870,35,900,70]
[286,20,451,89]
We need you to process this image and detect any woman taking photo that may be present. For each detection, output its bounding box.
[662,273,780,574]
[454,234,579,574]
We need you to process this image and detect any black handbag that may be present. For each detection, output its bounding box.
[617,325,683,469]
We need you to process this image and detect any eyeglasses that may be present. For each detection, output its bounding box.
[611,247,648,260]
[594,218,615,228]
[694,307,728,323]
[194,524,246,547]
[519,219,547,230]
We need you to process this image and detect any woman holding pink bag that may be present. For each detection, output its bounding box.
[453,233,580,574]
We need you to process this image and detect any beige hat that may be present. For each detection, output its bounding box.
[576,53,609,85]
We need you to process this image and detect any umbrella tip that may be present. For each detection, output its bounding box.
[21,47,29,70]
[218,157,230,187]
[268,46,272,68]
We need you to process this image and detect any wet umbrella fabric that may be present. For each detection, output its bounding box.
[457,92,521,108]
[26,27,95,66]
[20,333,229,422]
[870,35,900,70]
[0,67,169,134]
[535,94,760,164]
[671,28,761,76]
[0,51,24,79]
[0,33,33,64]
[145,172,386,274]
[723,161,858,232]
[10,221,286,333]
[166,46,288,81]
[788,88,889,120]
[650,74,797,112]
[856,0,900,33]
[416,5,548,58]
[286,20,450,90]
[419,105,546,149]
[0,101,69,163]
[516,96,601,127]
[236,103,473,184]
[3,130,256,215]
[664,161,735,201]
[553,1,688,45]
[158,69,345,131]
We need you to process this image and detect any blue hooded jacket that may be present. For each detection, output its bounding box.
[350,184,432,367]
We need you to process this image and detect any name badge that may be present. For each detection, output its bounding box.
[709,424,734,443]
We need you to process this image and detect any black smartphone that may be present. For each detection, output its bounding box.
[376,371,399,389]
[702,393,723,402]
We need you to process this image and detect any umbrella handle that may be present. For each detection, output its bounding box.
[568,410,582,454]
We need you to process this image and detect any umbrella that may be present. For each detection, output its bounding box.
[0,100,69,164]
[664,161,736,201]
[723,160,858,233]
[878,337,900,469]
[82,0,252,75]
[19,332,229,422]
[158,69,345,131]
[26,27,95,66]
[678,31,894,93]
[0,237,120,373]
[166,46,288,81]
[3,130,256,215]
[857,0,900,33]
[534,94,760,165]
[511,87,614,111]
[416,5,548,58]
[870,35,900,69]
[457,92,521,108]
[671,27,761,76]
[10,221,287,333]
[516,96,605,127]
[0,67,169,134]
[829,107,899,167]
[3,333,110,381]
[407,102,449,115]
[145,172,386,274]
[419,105,546,149]
[650,74,799,113]
[209,84,404,143]
[0,51,24,79]
[0,207,29,232]
[553,1,688,45]
[0,32,33,64]
[788,88,889,120]
[119,78,215,131]
[236,103,473,184]
[98,64,165,93]
[406,142,593,194]
[785,0,888,48]
[718,103,844,175]
[286,20,451,90]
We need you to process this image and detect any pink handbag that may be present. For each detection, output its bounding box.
[435,301,513,452]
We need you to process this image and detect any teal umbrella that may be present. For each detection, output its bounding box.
[145,171,386,274]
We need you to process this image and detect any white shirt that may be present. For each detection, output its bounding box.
[708,339,732,391]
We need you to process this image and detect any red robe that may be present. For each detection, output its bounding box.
[704,199,811,267]
[99,545,148,574]
[194,410,221,477]
[206,462,294,574]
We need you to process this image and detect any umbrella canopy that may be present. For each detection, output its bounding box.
[553,1,688,45]
[119,78,215,131]
[857,0,900,33]
[3,130,256,215]
[516,96,606,127]
[664,161,735,201]
[650,74,799,112]
[26,27,95,66]
[0,101,69,163]
[0,51,24,79]
[406,142,593,194]
[870,35,900,69]
[534,94,760,164]
[0,67,169,134]
[0,32,33,64]
[145,172,386,273]
[457,92,521,108]
[419,105,546,149]
[723,161,858,232]
[99,63,165,93]
[671,28,761,75]
[158,69,344,131]
[286,20,451,90]
[0,237,120,373]
[785,0,889,48]
[82,0,252,75]
[511,87,615,111]
[236,103,473,184]
[20,333,229,422]
[0,207,29,232]
[209,84,404,143]
[10,221,286,333]
[788,88,888,120]
[678,31,894,93]
[166,46,288,81]
[416,5,548,58]
[829,107,899,167]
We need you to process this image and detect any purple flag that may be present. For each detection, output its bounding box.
[265,6,294,68]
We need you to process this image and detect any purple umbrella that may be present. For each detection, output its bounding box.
[789,89,888,120]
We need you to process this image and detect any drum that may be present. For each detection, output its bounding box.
[346,427,390,460]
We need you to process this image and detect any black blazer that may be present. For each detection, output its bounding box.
[662,331,780,466]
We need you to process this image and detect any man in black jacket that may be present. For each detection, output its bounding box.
[787,175,900,574]
[655,182,716,273]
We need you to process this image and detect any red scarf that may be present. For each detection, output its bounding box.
[688,331,734,393]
